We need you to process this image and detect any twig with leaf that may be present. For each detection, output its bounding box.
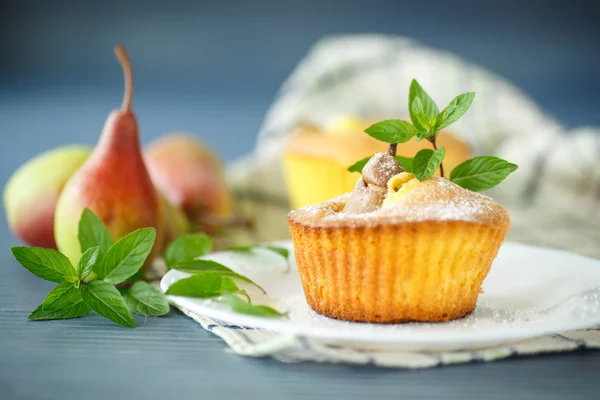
[348,79,518,190]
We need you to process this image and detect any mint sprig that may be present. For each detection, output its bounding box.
[449,156,518,192]
[412,147,445,181]
[164,233,212,269]
[122,282,170,317]
[12,208,169,327]
[173,259,266,294]
[363,120,420,144]
[80,280,135,328]
[348,78,517,189]
[11,247,78,283]
[97,228,156,285]
[409,79,439,132]
[163,236,287,318]
[224,244,290,273]
[222,294,287,318]
[78,208,114,257]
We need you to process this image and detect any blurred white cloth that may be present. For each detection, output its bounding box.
[228,34,600,259]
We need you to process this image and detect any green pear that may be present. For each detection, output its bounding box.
[4,146,92,248]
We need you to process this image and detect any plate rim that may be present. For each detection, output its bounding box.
[161,241,600,346]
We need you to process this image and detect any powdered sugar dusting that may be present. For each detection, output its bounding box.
[289,177,509,228]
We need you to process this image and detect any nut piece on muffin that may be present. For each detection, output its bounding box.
[287,80,518,324]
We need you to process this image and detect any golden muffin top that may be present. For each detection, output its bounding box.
[287,164,510,228]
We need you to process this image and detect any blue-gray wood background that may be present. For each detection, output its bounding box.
[1,1,599,399]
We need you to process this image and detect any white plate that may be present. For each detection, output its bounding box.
[161,241,600,351]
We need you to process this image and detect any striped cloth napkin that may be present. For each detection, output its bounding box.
[177,34,600,367]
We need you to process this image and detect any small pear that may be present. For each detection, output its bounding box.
[144,134,233,234]
[4,146,92,248]
[54,45,163,267]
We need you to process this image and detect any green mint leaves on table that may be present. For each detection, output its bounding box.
[349,78,517,188]
[164,235,287,318]
[12,208,169,328]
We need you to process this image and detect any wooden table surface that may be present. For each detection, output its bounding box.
[1,90,599,400]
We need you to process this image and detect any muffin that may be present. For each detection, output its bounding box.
[287,153,510,323]
[282,115,472,209]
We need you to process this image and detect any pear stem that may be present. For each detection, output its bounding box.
[387,143,397,157]
[114,45,133,112]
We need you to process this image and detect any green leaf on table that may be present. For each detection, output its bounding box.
[164,233,212,269]
[363,120,418,144]
[11,247,77,283]
[77,246,99,281]
[450,156,518,192]
[124,282,170,317]
[263,245,289,260]
[29,300,90,321]
[347,155,413,173]
[226,244,289,261]
[410,96,432,132]
[409,79,439,132]
[96,228,156,285]
[42,282,81,311]
[412,147,446,181]
[80,280,135,328]
[173,259,266,294]
[166,272,240,298]
[222,294,287,318]
[78,208,114,257]
[435,92,475,131]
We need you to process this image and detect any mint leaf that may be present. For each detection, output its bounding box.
[263,245,289,260]
[409,79,439,132]
[97,228,156,285]
[415,129,431,142]
[120,270,146,284]
[77,246,99,281]
[395,155,413,173]
[166,272,240,298]
[450,156,518,192]
[173,259,266,294]
[222,294,286,318]
[348,155,413,173]
[78,208,114,257]
[80,280,135,328]
[164,233,212,269]
[347,156,372,173]
[412,147,446,181]
[226,244,289,261]
[43,282,81,311]
[364,120,418,144]
[29,301,90,321]
[11,247,77,283]
[126,282,170,316]
[435,92,475,131]
[410,97,431,131]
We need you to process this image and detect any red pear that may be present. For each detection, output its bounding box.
[54,45,163,267]
[144,134,234,235]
